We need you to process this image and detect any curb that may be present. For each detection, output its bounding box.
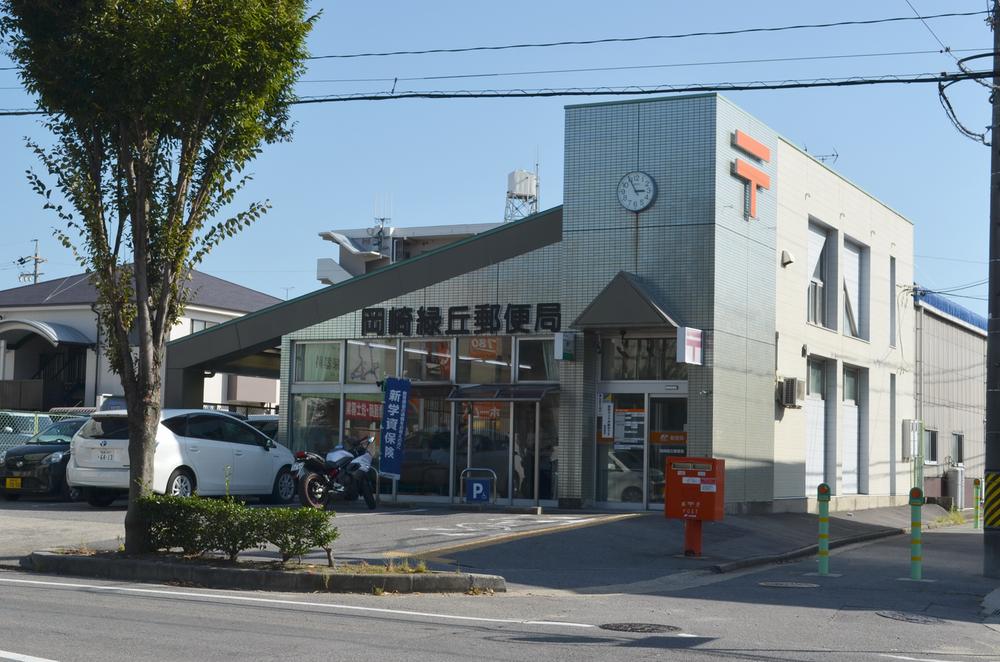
[22,551,506,594]
[710,527,905,574]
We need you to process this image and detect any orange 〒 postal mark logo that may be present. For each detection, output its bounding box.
[731,130,770,219]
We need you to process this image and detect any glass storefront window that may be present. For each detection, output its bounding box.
[397,396,452,497]
[346,339,397,384]
[343,393,383,442]
[293,342,341,383]
[517,338,556,382]
[600,337,687,381]
[454,402,511,499]
[456,337,512,383]
[290,394,341,454]
[401,340,453,382]
[512,395,559,501]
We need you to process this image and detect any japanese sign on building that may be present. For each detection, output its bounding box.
[360,303,561,337]
[378,377,411,480]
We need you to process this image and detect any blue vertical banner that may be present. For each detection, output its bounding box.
[379,377,411,480]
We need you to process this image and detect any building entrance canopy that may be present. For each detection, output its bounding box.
[0,319,93,348]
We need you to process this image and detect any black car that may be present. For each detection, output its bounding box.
[0,417,88,501]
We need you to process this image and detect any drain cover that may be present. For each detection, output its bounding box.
[599,623,681,634]
[758,581,820,588]
[876,611,945,625]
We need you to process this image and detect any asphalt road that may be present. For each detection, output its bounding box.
[0,525,996,662]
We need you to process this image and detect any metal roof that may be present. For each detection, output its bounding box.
[165,206,563,405]
[914,288,988,333]
[0,319,94,347]
[573,271,682,329]
[0,269,279,313]
[447,384,559,402]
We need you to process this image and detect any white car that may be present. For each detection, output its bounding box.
[67,409,296,507]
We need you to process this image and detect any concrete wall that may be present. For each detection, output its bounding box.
[773,138,916,511]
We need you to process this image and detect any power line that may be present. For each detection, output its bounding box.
[305,10,989,60]
[905,0,954,56]
[0,70,988,117]
[298,48,989,85]
[290,70,992,105]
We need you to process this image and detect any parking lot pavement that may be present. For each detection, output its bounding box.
[0,500,126,562]
[0,499,636,565]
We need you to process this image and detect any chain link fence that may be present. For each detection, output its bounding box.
[0,411,82,452]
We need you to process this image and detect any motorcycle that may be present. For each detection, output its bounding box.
[293,436,378,510]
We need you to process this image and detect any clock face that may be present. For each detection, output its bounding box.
[617,171,656,212]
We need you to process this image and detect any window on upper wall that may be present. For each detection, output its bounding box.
[191,319,218,334]
[807,359,825,399]
[843,239,869,340]
[600,337,687,381]
[924,429,938,463]
[953,433,964,464]
[807,223,830,327]
[293,342,341,383]
[518,338,556,382]
[889,256,897,347]
[843,366,859,404]
[346,339,397,384]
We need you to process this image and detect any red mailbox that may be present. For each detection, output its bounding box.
[664,457,725,556]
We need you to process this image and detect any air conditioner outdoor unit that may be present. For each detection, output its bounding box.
[779,377,805,408]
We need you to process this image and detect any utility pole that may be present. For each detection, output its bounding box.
[985,0,1000,578]
[15,239,45,285]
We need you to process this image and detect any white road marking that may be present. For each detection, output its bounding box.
[879,655,969,662]
[335,509,429,519]
[0,650,59,662]
[0,576,595,629]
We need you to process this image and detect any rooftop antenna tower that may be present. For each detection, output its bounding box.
[368,193,395,260]
[504,155,539,223]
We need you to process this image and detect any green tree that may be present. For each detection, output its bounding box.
[1,0,314,551]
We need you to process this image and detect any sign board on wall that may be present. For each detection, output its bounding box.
[677,327,703,366]
[599,394,614,439]
[554,332,576,361]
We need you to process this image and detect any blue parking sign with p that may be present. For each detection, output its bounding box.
[466,478,491,503]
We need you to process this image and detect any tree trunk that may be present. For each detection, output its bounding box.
[123,385,161,553]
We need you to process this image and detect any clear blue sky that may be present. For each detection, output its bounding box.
[0,1,992,313]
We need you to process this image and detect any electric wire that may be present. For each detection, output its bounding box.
[297,48,988,85]
[305,10,989,60]
[0,70,988,116]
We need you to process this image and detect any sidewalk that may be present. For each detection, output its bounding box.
[2,499,986,592]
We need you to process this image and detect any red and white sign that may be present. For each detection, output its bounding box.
[677,327,703,366]
[730,130,770,220]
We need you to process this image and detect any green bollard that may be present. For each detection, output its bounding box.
[817,483,831,575]
[909,487,925,581]
[974,478,981,530]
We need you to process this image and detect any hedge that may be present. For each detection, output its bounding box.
[138,494,338,564]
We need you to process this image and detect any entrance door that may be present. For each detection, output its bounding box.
[647,397,687,505]
[596,394,645,503]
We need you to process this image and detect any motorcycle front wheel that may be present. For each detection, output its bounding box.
[298,472,330,509]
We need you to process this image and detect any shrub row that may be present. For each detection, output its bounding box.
[138,494,339,564]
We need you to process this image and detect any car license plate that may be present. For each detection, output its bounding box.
[4,478,21,490]
[98,450,115,462]
[291,461,304,476]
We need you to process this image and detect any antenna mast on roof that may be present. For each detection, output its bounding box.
[16,239,45,285]
[368,193,394,260]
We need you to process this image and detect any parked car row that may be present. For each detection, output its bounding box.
[0,410,294,507]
